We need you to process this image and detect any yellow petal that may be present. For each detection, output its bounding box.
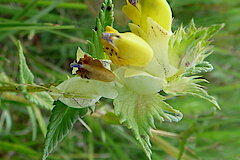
[128,23,147,40]
[122,4,141,25]
[146,17,170,54]
[106,26,119,33]
[139,0,172,31]
[144,17,177,78]
[102,30,153,67]
[123,0,172,32]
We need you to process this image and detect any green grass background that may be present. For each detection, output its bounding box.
[0,0,240,159]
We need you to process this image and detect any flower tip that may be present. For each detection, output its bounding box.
[102,32,113,43]
[128,0,138,6]
[105,26,119,33]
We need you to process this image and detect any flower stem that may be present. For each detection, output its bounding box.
[0,84,54,93]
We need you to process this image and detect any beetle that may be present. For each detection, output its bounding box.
[70,55,115,82]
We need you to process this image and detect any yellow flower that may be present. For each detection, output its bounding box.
[102,26,153,67]
[123,0,172,32]
[102,0,177,87]
[121,0,178,80]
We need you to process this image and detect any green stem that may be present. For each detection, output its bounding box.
[0,84,52,93]
[1,94,29,104]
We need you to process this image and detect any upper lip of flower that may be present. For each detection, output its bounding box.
[123,0,173,32]
[128,0,138,6]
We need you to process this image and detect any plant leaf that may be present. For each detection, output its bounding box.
[113,87,183,160]
[18,41,54,110]
[51,77,117,108]
[102,0,114,28]
[184,61,214,76]
[25,92,54,110]
[164,76,221,110]
[88,0,114,59]
[169,21,224,71]
[18,40,34,84]
[42,101,88,160]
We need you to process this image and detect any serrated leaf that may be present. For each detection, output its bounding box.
[102,0,114,28]
[169,21,224,71]
[113,87,183,160]
[184,61,214,76]
[42,101,88,160]
[25,92,54,110]
[164,76,221,110]
[18,41,54,110]
[18,40,34,84]
[88,0,114,59]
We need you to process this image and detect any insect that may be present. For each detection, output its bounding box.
[70,54,115,82]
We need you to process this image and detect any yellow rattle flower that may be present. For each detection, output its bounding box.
[102,26,153,67]
[123,0,172,32]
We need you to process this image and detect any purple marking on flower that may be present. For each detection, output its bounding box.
[129,0,138,6]
[185,62,190,67]
[102,33,113,43]
[70,63,82,68]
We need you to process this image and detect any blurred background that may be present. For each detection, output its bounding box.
[0,0,240,159]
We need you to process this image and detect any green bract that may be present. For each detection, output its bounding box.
[114,87,183,158]
[168,20,224,72]
[50,77,117,108]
